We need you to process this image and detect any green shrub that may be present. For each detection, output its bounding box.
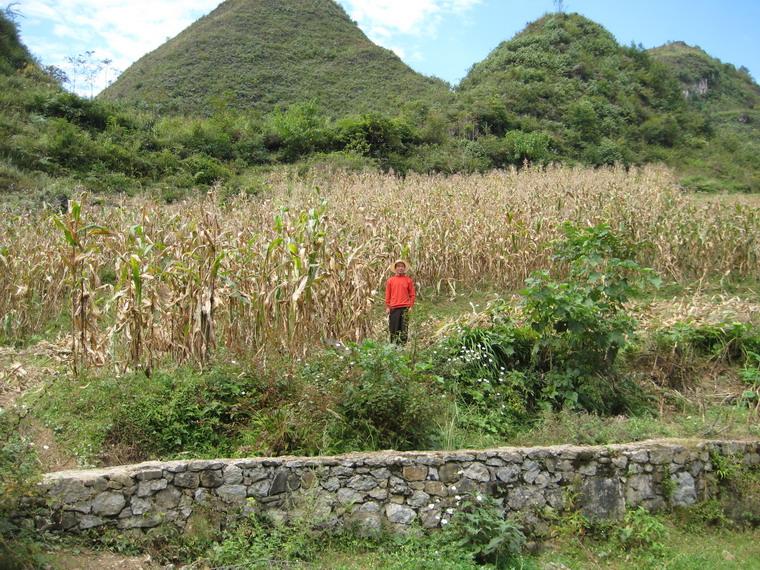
[522,223,658,411]
[444,494,526,568]
[617,507,667,552]
[335,341,440,449]
[502,130,553,164]
[436,323,539,434]
[180,153,232,186]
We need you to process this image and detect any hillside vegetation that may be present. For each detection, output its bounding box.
[2,9,760,198]
[457,14,708,166]
[100,0,451,117]
[650,41,760,192]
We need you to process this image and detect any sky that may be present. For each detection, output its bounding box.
[10,0,760,96]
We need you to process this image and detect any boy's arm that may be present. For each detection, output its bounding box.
[408,277,416,307]
[385,279,391,310]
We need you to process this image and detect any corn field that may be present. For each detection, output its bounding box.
[1,165,758,371]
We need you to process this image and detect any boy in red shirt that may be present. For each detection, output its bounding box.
[385,260,416,344]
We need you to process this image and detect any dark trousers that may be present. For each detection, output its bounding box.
[389,307,409,344]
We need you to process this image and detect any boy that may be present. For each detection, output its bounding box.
[385,260,416,344]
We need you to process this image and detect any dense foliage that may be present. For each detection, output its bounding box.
[457,14,710,168]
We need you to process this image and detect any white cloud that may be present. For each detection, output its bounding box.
[17,0,221,94]
[340,0,481,39]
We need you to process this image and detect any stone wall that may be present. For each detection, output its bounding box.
[33,439,760,534]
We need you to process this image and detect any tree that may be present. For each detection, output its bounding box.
[65,50,111,98]
[43,64,69,86]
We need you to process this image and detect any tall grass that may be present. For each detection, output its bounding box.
[1,165,757,369]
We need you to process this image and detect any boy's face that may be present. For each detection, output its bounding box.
[394,263,406,275]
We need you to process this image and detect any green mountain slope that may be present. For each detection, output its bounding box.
[457,13,705,166]
[0,10,35,75]
[100,0,450,117]
[648,42,760,192]
[649,41,760,109]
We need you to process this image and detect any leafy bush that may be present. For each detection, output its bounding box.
[434,224,656,420]
[617,507,667,552]
[444,494,526,568]
[502,130,553,164]
[637,321,760,390]
[330,341,437,451]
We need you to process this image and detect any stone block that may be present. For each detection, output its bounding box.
[79,515,106,530]
[648,448,673,465]
[408,490,431,508]
[248,479,271,498]
[336,488,364,505]
[671,472,697,506]
[385,503,416,524]
[629,450,649,463]
[174,472,200,489]
[495,465,520,483]
[216,485,248,504]
[155,487,182,510]
[135,469,163,481]
[223,466,243,485]
[580,478,624,520]
[347,475,378,491]
[402,466,428,481]
[118,513,162,529]
[424,481,447,496]
[370,468,391,479]
[49,479,95,505]
[321,477,340,492]
[199,470,224,488]
[462,463,491,482]
[137,479,167,497]
[438,463,462,483]
[92,492,126,516]
[130,497,152,516]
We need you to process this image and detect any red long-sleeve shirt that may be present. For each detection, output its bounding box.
[385,275,416,309]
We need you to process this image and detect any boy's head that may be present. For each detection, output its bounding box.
[394,261,407,275]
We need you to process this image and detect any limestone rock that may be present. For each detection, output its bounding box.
[91,492,126,516]
[462,464,490,482]
[174,472,200,489]
[223,466,244,485]
[671,472,697,506]
[216,485,248,504]
[385,503,416,524]
[137,479,168,497]
[580,478,624,520]
[199,470,224,488]
[155,486,182,510]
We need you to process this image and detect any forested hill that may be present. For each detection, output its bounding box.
[649,41,760,109]
[456,13,704,166]
[100,0,451,117]
[647,41,760,192]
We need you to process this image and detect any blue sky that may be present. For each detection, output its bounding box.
[11,0,760,96]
